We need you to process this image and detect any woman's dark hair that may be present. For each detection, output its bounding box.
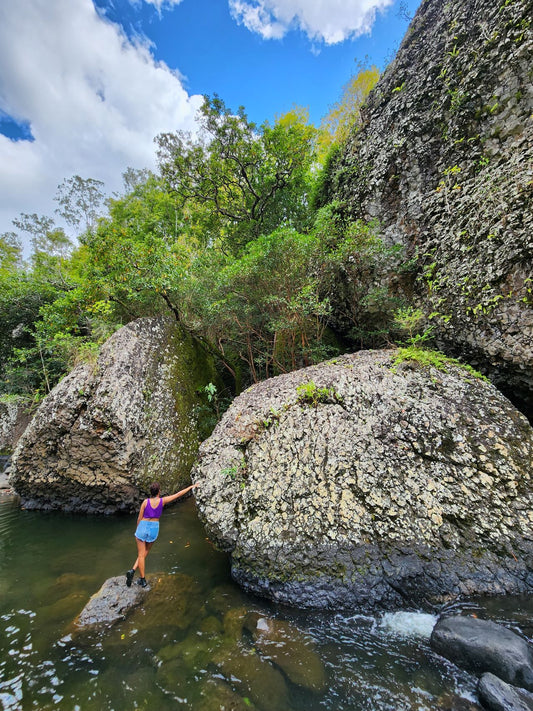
[150,482,161,497]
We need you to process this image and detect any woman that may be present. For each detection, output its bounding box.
[126,480,199,588]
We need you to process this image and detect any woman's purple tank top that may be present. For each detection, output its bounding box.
[144,497,163,518]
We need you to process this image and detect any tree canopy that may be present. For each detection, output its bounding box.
[156,96,316,254]
[0,77,418,410]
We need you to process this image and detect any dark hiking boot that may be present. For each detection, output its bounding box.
[126,569,135,587]
[137,577,148,588]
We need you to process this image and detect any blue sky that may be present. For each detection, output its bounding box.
[0,0,420,244]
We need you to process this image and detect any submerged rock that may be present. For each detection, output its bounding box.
[430,616,533,691]
[478,672,533,711]
[244,612,327,693]
[193,349,533,609]
[10,317,218,513]
[213,645,290,711]
[196,679,259,711]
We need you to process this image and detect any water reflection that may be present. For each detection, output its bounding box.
[0,493,529,710]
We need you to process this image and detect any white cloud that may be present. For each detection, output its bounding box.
[0,0,202,244]
[141,0,184,9]
[229,0,394,44]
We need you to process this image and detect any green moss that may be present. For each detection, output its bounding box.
[391,346,488,381]
[139,319,224,492]
[296,380,344,407]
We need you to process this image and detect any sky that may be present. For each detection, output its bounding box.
[0,0,421,248]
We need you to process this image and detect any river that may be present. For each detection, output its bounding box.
[1,490,532,711]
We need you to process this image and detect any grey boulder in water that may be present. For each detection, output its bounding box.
[193,349,533,609]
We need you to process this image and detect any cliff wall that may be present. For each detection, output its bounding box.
[326,0,533,415]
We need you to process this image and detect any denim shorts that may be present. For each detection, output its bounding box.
[135,519,159,543]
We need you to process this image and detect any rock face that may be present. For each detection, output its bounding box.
[478,672,533,711]
[430,616,533,690]
[193,349,533,609]
[325,0,533,416]
[0,400,32,454]
[10,317,218,513]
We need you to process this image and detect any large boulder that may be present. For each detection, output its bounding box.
[193,349,533,609]
[430,616,533,690]
[0,399,32,455]
[10,317,218,513]
[478,672,533,711]
[324,0,533,416]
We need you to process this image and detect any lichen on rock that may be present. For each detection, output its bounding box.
[193,349,533,609]
[10,317,219,513]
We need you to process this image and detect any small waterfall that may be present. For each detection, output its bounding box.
[377,611,438,639]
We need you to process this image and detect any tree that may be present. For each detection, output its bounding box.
[0,232,23,274]
[0,265,72,397]
[121,167,153,194]
[12,213,55,252]
[54,175,106,233]
[313,203,407,348]
[317,64,380,160]
[156,95,316,254]
[79,175,192,322]
[185,227,332,382]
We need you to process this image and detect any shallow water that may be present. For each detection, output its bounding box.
[1,491,531,711]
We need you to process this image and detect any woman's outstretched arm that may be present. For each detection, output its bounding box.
[162,483,199,506]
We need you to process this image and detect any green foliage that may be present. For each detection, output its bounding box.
[185,226,333,382]
[80,174,191,322]
[0,232,23,274]
[391,346,488,380]
[221,456,247,483]
[194,382,233,440]
[317,64,380,161]
[0,265,71,396]
[54,175,105,233]
[0,86,421,404]
[313,203,409,348]
[296,380,343,407]
[156,96,316,255]
[0,392,29,405]
[393,306,432,345]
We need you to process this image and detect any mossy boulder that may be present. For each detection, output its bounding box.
[193,349,533,609]
[10,317,219,513]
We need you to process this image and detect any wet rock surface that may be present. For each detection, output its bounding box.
[243,612,327,693]
[325,0,533,414]
[431,616,533,691]
[74,575,151,629]
[193,349,533,609]
[0,470,10,491]
[478,672,533,711]
[10,317,218,513]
